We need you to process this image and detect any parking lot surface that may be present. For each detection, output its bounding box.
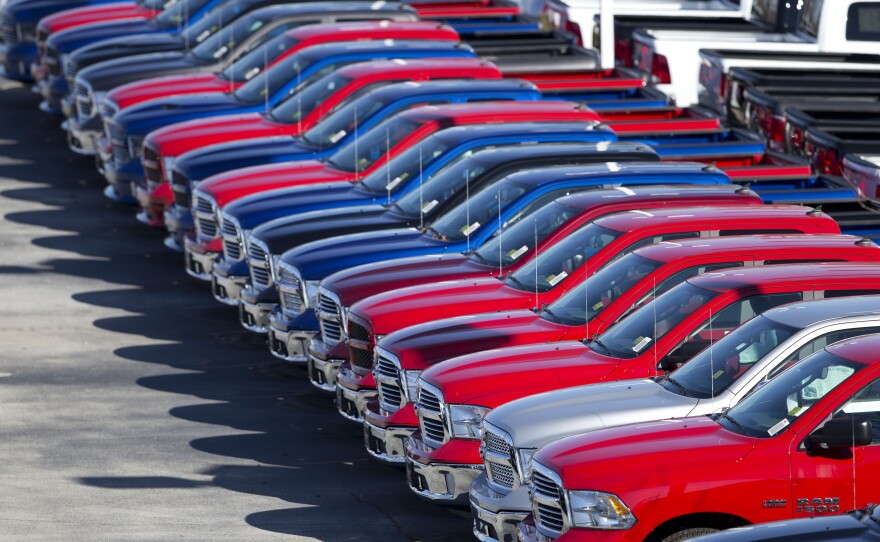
[0,81,471,541]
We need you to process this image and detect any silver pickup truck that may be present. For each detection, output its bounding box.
[469,294,880,542]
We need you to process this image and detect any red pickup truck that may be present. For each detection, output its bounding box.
[363,234,880,466]
[518,331,880,542]
[336,205,839,423]
[309,185,763,390]
[406,263,880,506]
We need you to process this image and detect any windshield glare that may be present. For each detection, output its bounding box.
[506,224,622,294]
[720,349,861,438]
[145,0,178,10]
[327,117,423,175]
[220,35,299,82]
[665,316,798,399]
[590,283,717,360]
[190,14,268,61]
[544,253,662,326]
[300,93,393,149]
[233,49,325,105]
[269,73,353,125]
[474,201,581,268]
[428,180,529,242]
[156,0,210,28]
[177,1,242,43]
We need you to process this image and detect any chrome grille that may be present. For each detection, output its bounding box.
[488,462,515,488]
[532,470,561,500]
[348,320,369,342]
[220,216,243,262]
[65,56,78,83]
[421,417,445,443]
[279,266,299,283]
[45,46,61,75]
[417,383,446,446]
[350,347,374,370]
[252,267,271,288]
[110,123,128,166]
[101,100,118,122]
[378,381,402,411]
[221,218,238,237]
[316,291,342,345]
[532,466,566,536]
[145,164,162,183]
[321,319,342,344]
[2,13,17,46]
[417,387,442,414]
[172,188,191,209]
[195,195,214,214]
[277,266,304,315]
[143,145,159,163]
[171,169,189,191]
[375,355,398,379]
[281,290,303,313]
[248,241,266,260]
[248,241,271,290]
[197,217,217,238]
[536,502,565,533]
[485,430,511,456]
[375,352,403,413]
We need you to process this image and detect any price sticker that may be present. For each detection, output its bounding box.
[508,245,528,260]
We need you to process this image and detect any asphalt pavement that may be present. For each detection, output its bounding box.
[0,80,472,541]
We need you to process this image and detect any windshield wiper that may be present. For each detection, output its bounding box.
[589,337,612,356]
[662,376,690,397]
[541,307,560,323]
[718,412,747,435]
[504,274,527,289]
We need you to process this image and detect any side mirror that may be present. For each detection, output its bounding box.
[808,415,873,449]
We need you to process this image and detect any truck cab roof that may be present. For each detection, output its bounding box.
[334,57,501,81]
[763,294,880,329]
[500,161,727,188]
[402,100,601,124]
[689,262,880,292]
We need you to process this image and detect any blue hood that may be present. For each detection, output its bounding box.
[66,34,196,80]
[6,0,118,25]
[115,92,244,136]
[177,137,321,182]
[47,19,167,54]
[75,50,203,92]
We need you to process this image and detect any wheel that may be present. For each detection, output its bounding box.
[661,528,720,542]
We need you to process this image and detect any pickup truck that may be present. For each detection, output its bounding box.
[0,0,122,81]
[168,100,603,251]
[365,234,878,467]
[805,126,880,177]
[516,326,880,542]
[631,0,880,106]
[67,4,427,160]
[844,154,880,204]
[265,162,733,377]
[97,39,477,203]
[137,60,504,228]
[410,263,880,509]
[234,141,659,333]
[696,506,880,542]
[472,294,880,542]
[698,50,880,118]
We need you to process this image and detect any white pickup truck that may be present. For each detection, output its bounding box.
[634,0,880,106]
[544,0,750,47]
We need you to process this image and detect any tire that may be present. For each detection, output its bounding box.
[661,528,720,542]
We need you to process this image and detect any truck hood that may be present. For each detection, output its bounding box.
[378,309,573,368]
[114,92,242,136]
[148,113,270,155]
[423,341,617,406]
[224,181,368,230]
[78,51,208,93]
[253,204,403,255]
[488,379,700,450]
[282,228,450,281]
[200,161,352,207]
[536,415,757,491]
[48,19,164,53]
[355,279,534,336]
[110,74,229,110]
[175,135,314,181]
[68,33,189,77]
[41,4,153,33]
[322,254,490,308]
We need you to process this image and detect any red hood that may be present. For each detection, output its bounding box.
[351,277,535,335]
[325,254,494,307]
[41,3,155,33]
[199,161,353,206]
[536,415,758,493]
[146,114,290,158]
[110,74,232,110]
[423,341,619,406]
[379,309,578,369]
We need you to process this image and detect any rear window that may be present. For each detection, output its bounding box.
[798,0,824,39]
[750,0,778,26]
[847,3,880,41]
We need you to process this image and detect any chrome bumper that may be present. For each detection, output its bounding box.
[239,294,273,334]
[363,419,413,464]
[183,244,216,281]
[469,475,530,542]
[211,268,246,306]
[267,325,314,363]
[66,119,99,155]
[307,348,342,392]
[335,382,375,424]
[406,447,482,505]
[61,95,74,119]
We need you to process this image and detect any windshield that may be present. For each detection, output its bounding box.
[220,34,299,82]
[392,151,489,216]
[326,116,424,175]
[233,49,325,105]
[144,0,178,10]
[190,12,268,61]
[300,92,395,149]
[664,315,798,399]
[268,73,353,125]
[473,200,582,268]
[505,224,622,294]
[589,283,718,360]
[155,0,211,29]
[719,348,862,438]
[542,253,663,326]
[356,134,458,195]
[427,179,530,242]
[177,1,246,45]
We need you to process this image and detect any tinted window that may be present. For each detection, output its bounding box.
[847,3,880,42]
[798,0,824,38]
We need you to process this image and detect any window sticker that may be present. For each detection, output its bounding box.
[244,67,261,80]
[547,270,568,286]
[788,406,803,417]
[633,336,652,353]
[508,245,529,260]
[421,200,438,213]
[213,46,228,59]
[329,130,347,144]
[197,30,211,42]
[768,418,789,436]
[713,369,724,379]
[592,301,604,311]
[461,222,480,236]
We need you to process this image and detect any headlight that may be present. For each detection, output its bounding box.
[447,404,491,440]
[303,280,320,309]
[16,23,35,42]
[162,157,175,182]
[127,136,144,160]
[400,370,421,402]
[516,448,537,483]
[567,490,636,530]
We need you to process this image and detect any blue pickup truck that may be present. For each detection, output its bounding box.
[261,161,733,363]
[96,39,475,203]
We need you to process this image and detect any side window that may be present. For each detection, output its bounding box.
[718,229,803,236]
[780,327,880,367]
[764,259,846,265]
[846,3,880,42]
[621,231,701,254]
[245,22,305,52]
[659,292,803,371]
[822,290,880,299]
[836,377,880,443]
[504,188,583,226]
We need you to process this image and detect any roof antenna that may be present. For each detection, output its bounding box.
[584,245,589,339]
[418,148,424,231]
[263,45,269,114]
[296,68,302,134]
[385,127,391,206]
[183,0,190,53]
[702,161,718,173]
[353,106,359,180]
[806,205,824,217]
[652,277,658,377]
[465,168,470,253]
[735,182,752,194]
[709,307,715,399]
[498,194,502,277]
[534,219,539,311]
[856,237,874,247]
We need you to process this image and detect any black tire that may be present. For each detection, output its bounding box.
[661,528,720,542]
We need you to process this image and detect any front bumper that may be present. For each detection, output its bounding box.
[183,236,220,281]
[469,475,530,542]
[66,117,100,156]
[306,337,348,391]
[164,203,194,250]
[363,400,419,464]
[405,432,483,505]
[103,157,143,204]
[135,181,172,228]
[238,285,278,333]
[335,363,377,423]
[37,73,66,114]
[211,259,249,306]
[518,519,634,542]
[267,308,319,363]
